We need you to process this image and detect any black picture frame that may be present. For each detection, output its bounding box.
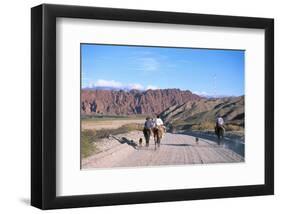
[31,4,274,210]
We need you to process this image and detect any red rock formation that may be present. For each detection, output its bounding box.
[81,89,201,115]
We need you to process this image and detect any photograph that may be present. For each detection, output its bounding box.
[80,44,245,169]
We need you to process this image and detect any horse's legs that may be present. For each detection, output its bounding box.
[216,129,220,145]
[158,128,163,147]
[221,128,224,139]
[157,135,161,147]
[220,128,224,144]
[217,135,221,145]
[153,128,162,150]
[215,126,223,145]
[153,130,157,150]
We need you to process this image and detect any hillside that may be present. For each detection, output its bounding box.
[81,89,201,115]
[160,96,244,131]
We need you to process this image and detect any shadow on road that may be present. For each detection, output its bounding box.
[164,143,221,148]
[110,135,138,150]
[165,143,192,147]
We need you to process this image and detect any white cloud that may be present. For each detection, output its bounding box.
[128,83,144,90]
[94,79,123,88]
[92,79,144,90]
[193,91,228,98]
[193,91,209,96]
[146,85,158,90]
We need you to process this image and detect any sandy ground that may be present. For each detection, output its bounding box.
[82,131,244,169]
[82,118,145,130]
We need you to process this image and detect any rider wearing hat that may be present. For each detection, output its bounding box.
[143,116,153,146]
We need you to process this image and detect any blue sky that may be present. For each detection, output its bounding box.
[81,44,244,96]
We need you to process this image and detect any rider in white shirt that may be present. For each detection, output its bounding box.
[216,115,225,134]
[216,116,224,127]
[155,115,164,126]
[154,115,166,136]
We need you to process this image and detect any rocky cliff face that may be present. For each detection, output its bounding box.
[81,89,201,115]
[160,96,244,129]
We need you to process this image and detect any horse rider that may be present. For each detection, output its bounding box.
[143,117,153,147]
[155,115,164,126]
[215,115,225,133]
[154,115,166,136]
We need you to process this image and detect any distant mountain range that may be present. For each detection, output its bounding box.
[81,88,244,131]
[81,89,201,115]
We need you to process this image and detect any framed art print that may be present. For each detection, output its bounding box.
[31,4,274,209]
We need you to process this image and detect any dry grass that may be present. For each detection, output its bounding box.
[225,124,243,131]
[81,130,100,158]
[82,118,145,130]
[81,123,143,158]
[191,121,214,131]
[190,121,243,132]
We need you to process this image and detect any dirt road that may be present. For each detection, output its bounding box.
[82,131,244,169]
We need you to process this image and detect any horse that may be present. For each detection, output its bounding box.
[215,125,224,145]
[152,126,164,150]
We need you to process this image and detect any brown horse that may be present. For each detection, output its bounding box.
[152,126,164,150]
[215,125,224,145]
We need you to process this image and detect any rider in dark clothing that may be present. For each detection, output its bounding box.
[143,117,153,146]
[215,115,225,144]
